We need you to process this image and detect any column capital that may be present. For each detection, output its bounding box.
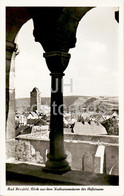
[43,51,71,73]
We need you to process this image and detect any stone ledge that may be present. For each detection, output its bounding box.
[16,134,118,147]
[64,134,119,144]
[16,132,119,145]
[6,163,119,186]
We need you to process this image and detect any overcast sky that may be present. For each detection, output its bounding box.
[15,7,119,98]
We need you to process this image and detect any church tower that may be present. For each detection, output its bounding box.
[30,87,41,113]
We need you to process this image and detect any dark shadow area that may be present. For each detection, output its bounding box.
[6,172,76,185]
[6,163,119,186]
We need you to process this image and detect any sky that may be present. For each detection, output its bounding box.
[15,7,119,98]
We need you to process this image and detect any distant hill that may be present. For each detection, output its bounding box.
[74,96,119,113]
[16,95,119,113]
[83,97,97,107]
[16,96,84,109]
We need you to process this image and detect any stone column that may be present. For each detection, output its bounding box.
[6,41,19,159]
[43,51,71,174]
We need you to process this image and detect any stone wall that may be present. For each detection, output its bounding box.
[15,134,119,175]
[15,140,44,164]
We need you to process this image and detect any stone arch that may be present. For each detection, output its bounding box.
[32,7,93,52]
[6,7,94,158]
[6,7,31,42]
[6,7,93,126]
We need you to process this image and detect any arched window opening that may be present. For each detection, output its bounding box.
[64,7,119,136]
[15,19,51,138]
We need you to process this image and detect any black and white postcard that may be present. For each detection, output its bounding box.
[0,0,124,195]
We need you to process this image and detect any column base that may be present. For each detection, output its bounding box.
[42,159,71,174]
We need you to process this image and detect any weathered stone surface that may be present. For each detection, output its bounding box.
[35,151,43,163]
[64,133,119,144]
[105,145,119,175]
[6,139,16,160]
[6,110,15,140]
[83,152,94,172]
[15,140,44,164]
[30,145,35,156]
[16,134,118,175]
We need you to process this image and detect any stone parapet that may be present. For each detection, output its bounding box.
[15,133,119,176]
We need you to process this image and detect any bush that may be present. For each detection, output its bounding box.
[101,117,119,135]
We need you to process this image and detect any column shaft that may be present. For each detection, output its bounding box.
[49,73,65,158]
[43,51,71,174]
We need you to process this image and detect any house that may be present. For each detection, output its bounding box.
[27,112,39,124]
[27,112,39,119]
[15,114,27,125]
